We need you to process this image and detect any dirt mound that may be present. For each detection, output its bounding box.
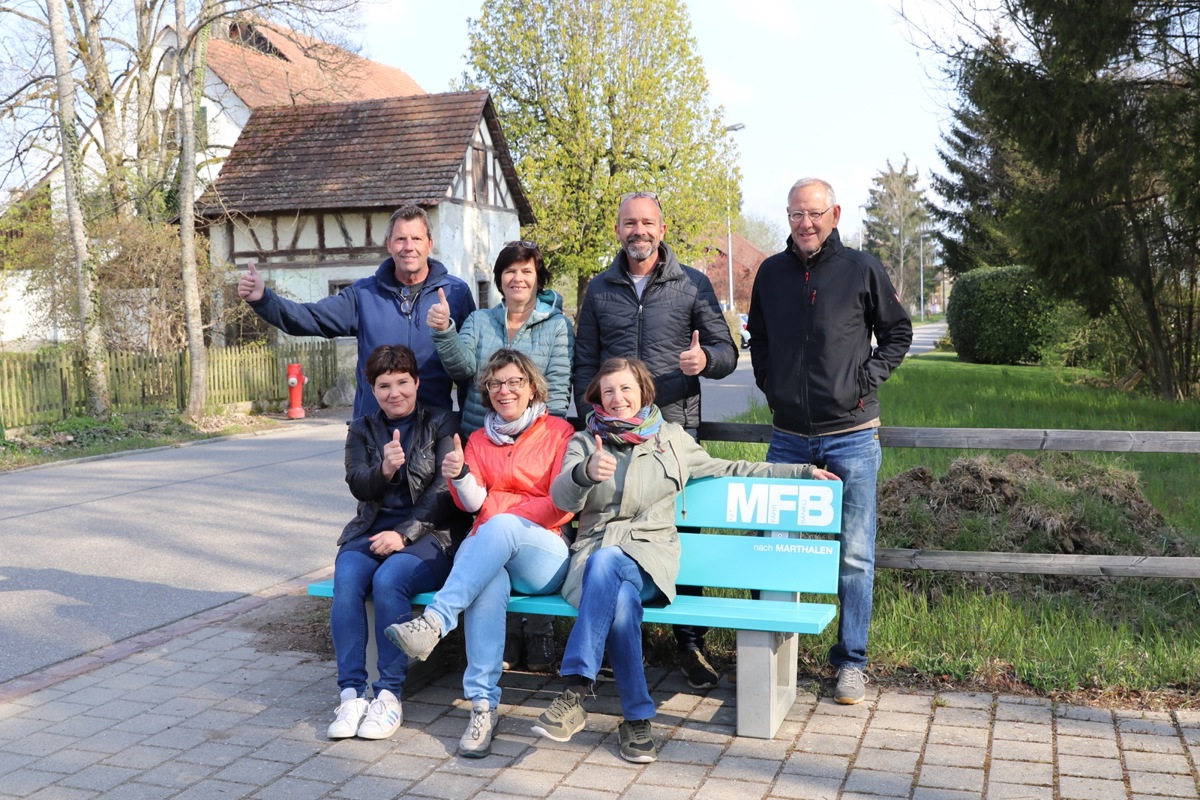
[879,452,1180,558]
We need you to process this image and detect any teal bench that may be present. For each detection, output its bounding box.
[309,475,843,738]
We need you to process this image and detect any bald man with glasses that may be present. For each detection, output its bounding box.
[573,191,739,691]
[747,177,912,705]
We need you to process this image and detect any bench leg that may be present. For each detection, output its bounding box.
[365,597,380,689]
[735,628,798,739]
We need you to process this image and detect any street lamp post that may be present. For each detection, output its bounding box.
[723,123,745,313]
[919,233,931,322]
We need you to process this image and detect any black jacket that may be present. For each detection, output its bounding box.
[747,229,912,435]
[339,406,471,551]
[573,243,737,429]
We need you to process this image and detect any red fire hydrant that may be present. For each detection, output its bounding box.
[286,363,307,419]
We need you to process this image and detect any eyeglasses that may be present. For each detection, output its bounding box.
[484,376,528,392]
[620,191,662,211]
[399,287,415,316]
[505,240,539,251]
[787,207,834,223]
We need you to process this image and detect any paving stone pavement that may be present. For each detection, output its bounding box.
[2,585,1199,800]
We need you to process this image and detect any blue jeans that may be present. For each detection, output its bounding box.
[424,514,569,707]
[560,546,662,721]
[766,427,881,669]
[332,533,452,697]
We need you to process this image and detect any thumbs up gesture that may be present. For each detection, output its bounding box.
[426,287,452,331]
[678,330,707,376]
[381,428,406,479]
[237,260,264,302]
[586,434,617,482]
[442,434,466,480]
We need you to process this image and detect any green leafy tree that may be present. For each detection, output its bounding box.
[737,212,787,255]
[929,104,1023,276]
[930,0,1200,399]
[463,0,737,302]
[863,157,931,311]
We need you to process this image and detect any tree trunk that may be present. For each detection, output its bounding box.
[176,0,208,420]
[47,0,109,417]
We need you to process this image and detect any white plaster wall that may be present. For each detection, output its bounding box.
[0,270,67,347]
[432,203,520,308]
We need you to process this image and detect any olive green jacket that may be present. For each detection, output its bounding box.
[550,420,814,608]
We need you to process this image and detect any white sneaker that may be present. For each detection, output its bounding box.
[459,700,497,758]
[356,689,403,739]
[327,688,369,739]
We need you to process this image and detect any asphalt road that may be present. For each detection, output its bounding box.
[0,421,351,684]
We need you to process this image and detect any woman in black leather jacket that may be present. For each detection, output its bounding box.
[326,344,468,742]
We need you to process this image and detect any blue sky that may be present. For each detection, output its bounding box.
[357,0,956,246]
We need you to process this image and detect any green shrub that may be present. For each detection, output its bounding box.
[947,265,1060,365]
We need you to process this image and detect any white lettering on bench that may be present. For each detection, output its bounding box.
[751,542,834,555]
[726,483,836,528]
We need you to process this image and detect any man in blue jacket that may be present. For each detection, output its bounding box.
[237,205,475,417]
[748,178,912,706]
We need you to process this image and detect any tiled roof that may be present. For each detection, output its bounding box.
[206,22,423,108]
[196,91,534,224]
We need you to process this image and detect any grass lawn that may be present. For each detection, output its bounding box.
[691,352,1200,706]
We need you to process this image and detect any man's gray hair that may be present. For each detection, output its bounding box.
[387,205,432,239]
[789,178,837,207]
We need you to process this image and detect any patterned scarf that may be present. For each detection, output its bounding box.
[484,401,547,446]
[586,404,663,446]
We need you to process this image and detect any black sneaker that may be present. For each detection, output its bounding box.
[618,718,657,763]
[525,634,555,672]
[679,649,720,690]
[502,632,523,670]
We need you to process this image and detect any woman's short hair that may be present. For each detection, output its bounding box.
[477,348,550,411]
[492,240,550,294]
[583,357,656,408]
[365,344,419,386]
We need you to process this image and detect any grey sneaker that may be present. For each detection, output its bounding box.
[531,688,587,742]
[618,718,657,763]
[356,689,403,739]
[327,688,369,739]
[459,700,497,758]
[385,614,442,662]
[834,666,868,705]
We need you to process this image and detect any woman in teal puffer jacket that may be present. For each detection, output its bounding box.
[426,239,575,672]
[428,240,574,437]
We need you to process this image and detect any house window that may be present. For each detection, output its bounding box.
[477,280,490,310]
[329,279,352,296]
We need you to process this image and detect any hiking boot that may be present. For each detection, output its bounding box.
[502,632,523,670]
[618,718,657,763]
[834,666,868,705]
[680,648,720,690]
[385,614,442,662]
[525,633,555,672]
[531,688,587,742]
[459,700,497,758]
[327,688,369,739]
[356,689,403,739]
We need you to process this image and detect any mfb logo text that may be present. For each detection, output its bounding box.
[726,482,837,529]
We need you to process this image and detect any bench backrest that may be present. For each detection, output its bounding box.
[674,476,843,595]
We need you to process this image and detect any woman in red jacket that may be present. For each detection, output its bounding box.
[386,348,574,758]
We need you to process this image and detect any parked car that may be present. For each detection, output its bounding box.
[738,313,751,349]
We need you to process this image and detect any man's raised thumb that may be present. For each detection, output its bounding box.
[438,287,448,307]
[690,330,700,350]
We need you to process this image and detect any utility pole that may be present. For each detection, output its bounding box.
[723,123,745,313]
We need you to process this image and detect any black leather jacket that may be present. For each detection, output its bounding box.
[338,406,470,552]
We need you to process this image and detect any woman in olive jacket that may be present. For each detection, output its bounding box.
[533,357,839,764]
[327,345,468,742]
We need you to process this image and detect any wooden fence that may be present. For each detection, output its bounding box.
[0,341,339,430]
[699,421,1200,579]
